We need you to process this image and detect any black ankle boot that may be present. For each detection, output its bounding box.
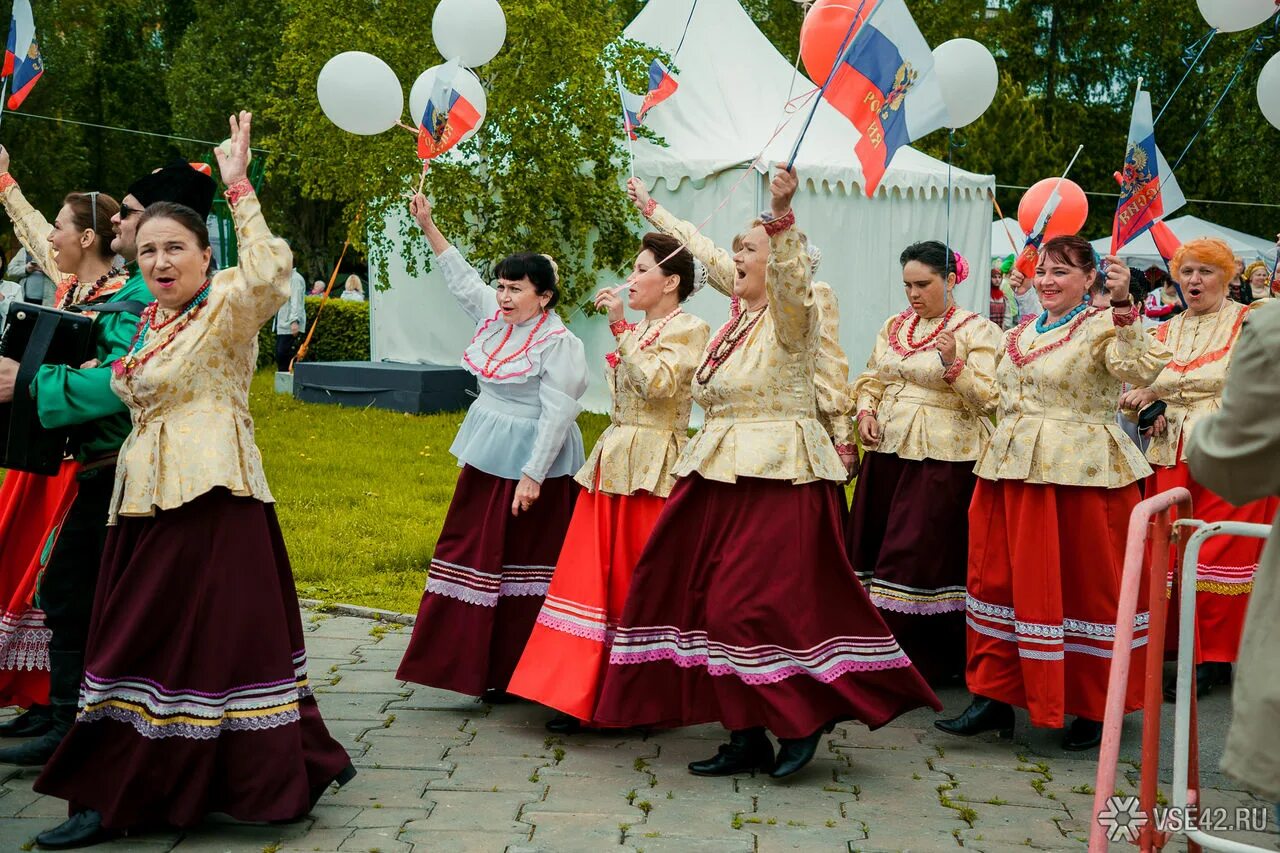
[688,728,775,776]
[0,704,53,738]
[0,650,81,766]
[544,713,581,734]
[1062,717,1103,751]
[1164,662,1227,702]
[933,697,1015,738]
[35,810,118,849]
[481,689,519,704]
[770,727,825,779]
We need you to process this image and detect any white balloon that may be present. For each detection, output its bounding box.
[432,0,507,68]
[1258,51,1280,130]
[409,64,488,145]
[932,38,999,129]
[1197,0,1276,32]
[317,51,404,136]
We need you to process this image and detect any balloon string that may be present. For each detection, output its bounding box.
[945,129,953,280]
[1154,26,1217,126]
[673,0,700,60]
[397,120,419,135]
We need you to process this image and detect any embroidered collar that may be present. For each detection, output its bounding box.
[1005,307,1100,368]
[1155,303,1246,375]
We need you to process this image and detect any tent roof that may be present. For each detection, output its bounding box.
[990,217,1022,258]
[1091,215,1277,265]
[624,0,993,197]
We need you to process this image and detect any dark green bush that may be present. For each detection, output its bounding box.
[258,297,371,368]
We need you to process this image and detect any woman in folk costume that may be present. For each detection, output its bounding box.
[32,114,354,849]
[1118,238,1275,698]
[936,236,1171,752]
[624,178,858,479]
[508,234,710,732]
[849,241,1000,684]
[396,194,588,700]
[593,167,939,780]
[0,147,127,737]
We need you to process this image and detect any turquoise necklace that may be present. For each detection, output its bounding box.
[1034,300,1090,334]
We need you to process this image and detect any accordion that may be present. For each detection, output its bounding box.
[0,302,95,475]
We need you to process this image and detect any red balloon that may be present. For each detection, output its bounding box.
[800,0,871,85]
[1017,177,1089,239]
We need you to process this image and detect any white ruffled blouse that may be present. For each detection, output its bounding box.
[438,247,588,483]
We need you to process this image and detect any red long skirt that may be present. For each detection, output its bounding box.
[507,487,666,721]
[397,466,577,697]
[0,462,79,708]
[847,452,974,683]
[966,478,1147,728]
[593,474,941,739]
[1152,460,1278,664]
[34,489,352,829]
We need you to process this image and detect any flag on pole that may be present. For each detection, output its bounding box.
[1111,85,1185,255]
[821,0,948,197]
[3,0,44,110]
[638,59,678,121]
[619,85,646,141]
[417,60,481,161]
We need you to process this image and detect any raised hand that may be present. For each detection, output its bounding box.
[214,111,252,187]
[769,164,798,220]
[627,177,652,213]
[593,286,626,323]
[409,193,434,232]
[0,145,11,175]
[1102,254,1131,303]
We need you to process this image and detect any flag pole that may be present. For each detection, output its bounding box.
[785,0,878,170]
[615,71,636,179]
[0,79,8,132]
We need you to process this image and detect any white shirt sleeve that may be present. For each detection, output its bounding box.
[522,334,588,483]
[437,246,499,323]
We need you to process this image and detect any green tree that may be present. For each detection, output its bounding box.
[264,0,652,311]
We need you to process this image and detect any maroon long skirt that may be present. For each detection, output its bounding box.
[397,466,576,696]
[847,452,975,682]
[593,474,941,739]
[34,489,352,830]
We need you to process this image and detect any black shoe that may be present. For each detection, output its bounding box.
[0,704,53,738]
[481,689,519,704]
[770,728,824,779]
[544,713,581,734]
[334,764,357,788]
[35,810,118,850]
[688,728,775,777]
[934,697,1015,738]
[1163,663,1224,702]
[1062,717,1103,752]
[0,728,65,766]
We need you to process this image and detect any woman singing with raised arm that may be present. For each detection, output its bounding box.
[396,194,588,701]
[32,113,354,849]
[593,167,939,781]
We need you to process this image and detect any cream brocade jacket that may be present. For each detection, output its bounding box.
[644,203,855,448]
[852,308,1000,462]
[576,312,710,498]
[672,225,847,485]
[1139,300,1267,468]
[108,189,289,522]
[974,308,1172,488]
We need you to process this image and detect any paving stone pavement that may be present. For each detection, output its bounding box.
[1,609,1276,852]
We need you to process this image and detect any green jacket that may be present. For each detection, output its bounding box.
[28,269,153,462]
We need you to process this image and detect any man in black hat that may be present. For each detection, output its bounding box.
[0,161,215,766]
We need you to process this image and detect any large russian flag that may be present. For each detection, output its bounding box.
[4,0,43,110]
[638,59,678,121]
[1111,87,1184,255]
[821,0,947,196]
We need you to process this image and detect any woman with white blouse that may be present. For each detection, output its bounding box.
[396,193,588,701]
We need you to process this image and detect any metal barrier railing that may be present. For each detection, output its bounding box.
[1170,521,1273,853]
[1091,487,1192,852]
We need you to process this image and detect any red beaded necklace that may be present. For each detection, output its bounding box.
[113,281,212,378]
[695,300,766,385]
[478,311,549,379]
[605,308,682,369]
[905,304,956,349]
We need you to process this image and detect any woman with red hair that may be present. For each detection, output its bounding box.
[1120,238,1275,697]
[936,236,1171,751]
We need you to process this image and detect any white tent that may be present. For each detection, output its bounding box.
[1091,215,1277,269]
[991,217,1023,260]
[370,0,995,414]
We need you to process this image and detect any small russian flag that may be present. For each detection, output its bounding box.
[3,0,44,110]
[619,86,646,141]
[418,61,481,161]
[638,59,678,121]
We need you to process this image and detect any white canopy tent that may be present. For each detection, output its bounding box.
[369,0,995,414]
[991,217,1023,260]
[1090,215,1277,269]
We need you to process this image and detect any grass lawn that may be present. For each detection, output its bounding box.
[250,370,611,614]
